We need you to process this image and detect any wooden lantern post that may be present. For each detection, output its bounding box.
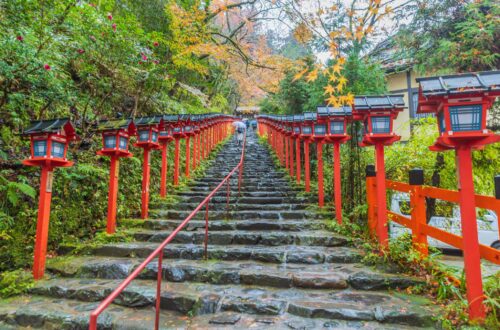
[22,119,77,280]
[96,119,136,233]
[416,70,500,321]
[159,115,178,198]
[300,112,316,192]
[292,115,303,184]
[134,116,162,219]
[353,95,405,247]
[312,112,328,207]
[318,105,352,224]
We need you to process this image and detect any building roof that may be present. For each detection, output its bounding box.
[416,71,500,96]
[368,37,414,73]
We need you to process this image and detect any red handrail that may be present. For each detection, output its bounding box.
[89,131,246,330]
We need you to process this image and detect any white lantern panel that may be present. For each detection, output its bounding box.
[151,131,158,142]
[330,121,344,135]
[34,140,47,157]
[449,105,482,131]
[51,141,65,158]
[104,136,116,149]
[371,116,390,133]
[119,137,128,150]
[138,130,150,142]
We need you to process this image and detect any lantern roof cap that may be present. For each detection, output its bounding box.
[354,95,405,110]
[317,106,352,116]
[96,118,134,131]
[293,114,304,122]
[162,114,179,123]
[303,112,317,121]
[134,116,162,126]
[23,118,76,139]
[416,70,500,97]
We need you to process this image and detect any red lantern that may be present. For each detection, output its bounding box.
[417,70,500,321]
[353,95,406,249]
[134,116,162,219]
[96,119,136,234]
[22,118,77,280]
[318,105,352,223]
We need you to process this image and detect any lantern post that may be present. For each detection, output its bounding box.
[292,115,303,184]
[319,105,352,224]
[183,116,194,179]
[96,119,136,233]
[312,111,328,207]
[416,70,500,321]
[300,112,315,192]
[172,115,187,186]
[134,116,162,219]
[22,119,77,279]
[353,95,405,247]
[284,116,294,177]
[192,115,201,170]
[159,115,177,198]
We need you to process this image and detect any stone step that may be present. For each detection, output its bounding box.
[176,191,310,199]
[131,230,348,247]
[157,196,313,205]
[188,186,303,193]
[0,296,433,329]
[149,210,326,221]
[136,219,326,232]
[151,202,309,211]
[89,242,362,264]
[47,257,424,291]
[0,296,190,329]
[27,279,435,326]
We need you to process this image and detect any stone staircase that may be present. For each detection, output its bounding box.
[0,130,437,329]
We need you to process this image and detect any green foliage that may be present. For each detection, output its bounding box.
[0,269,34,298]
[398,0,499,73]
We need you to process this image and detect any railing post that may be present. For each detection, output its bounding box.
[155,250,164,330]
[495,175,500,239]
[226,180,230,212]
[290,137,295,177]
[366,165,377,238]
[204,202,209,260]
[409,169,428,256]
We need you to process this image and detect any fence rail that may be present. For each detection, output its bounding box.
[366,175,500,264]
[88,132,246,330]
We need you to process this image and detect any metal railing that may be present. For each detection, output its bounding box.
[89,132,246,330]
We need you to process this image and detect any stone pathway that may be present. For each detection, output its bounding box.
[0,130,438,329]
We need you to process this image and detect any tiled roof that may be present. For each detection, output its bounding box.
[417,71,500,96]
